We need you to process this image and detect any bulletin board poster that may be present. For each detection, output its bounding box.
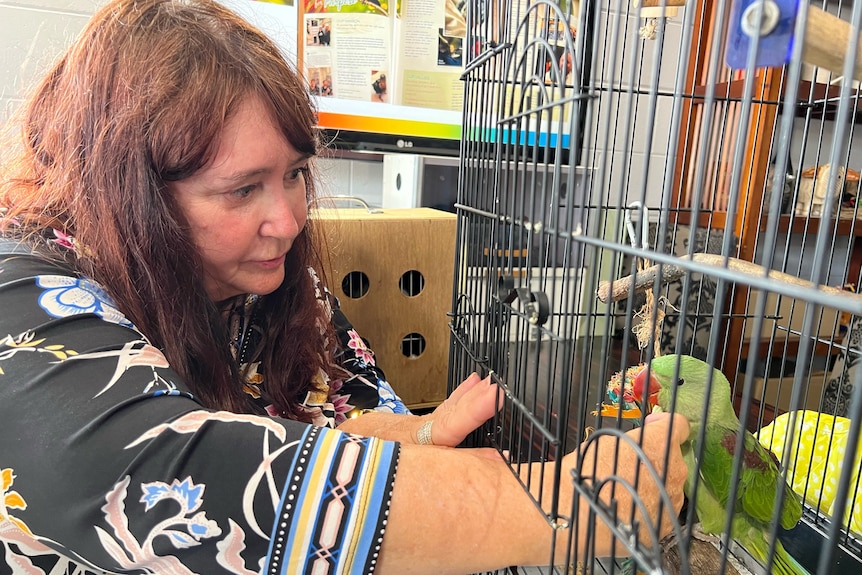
[299,0,466,141]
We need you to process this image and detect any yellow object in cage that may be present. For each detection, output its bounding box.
[757,410,862,536]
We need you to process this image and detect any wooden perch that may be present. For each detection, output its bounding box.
[596,253,862,305]
[804,6,862,82]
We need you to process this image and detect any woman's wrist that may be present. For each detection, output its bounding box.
[337,411,441,446]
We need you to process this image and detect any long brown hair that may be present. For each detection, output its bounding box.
[0,0,332,419]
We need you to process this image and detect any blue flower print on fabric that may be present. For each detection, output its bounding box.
[36,275,133,328]
[97,476,222,564]
[376,377,409,415]
[141,477,205,514]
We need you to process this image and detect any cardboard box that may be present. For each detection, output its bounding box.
[315,207,456,409]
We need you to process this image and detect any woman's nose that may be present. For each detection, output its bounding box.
[261,194,304,239]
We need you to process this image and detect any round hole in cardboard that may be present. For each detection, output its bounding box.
[400,332,426,358]
[399,270,425,297]
[341,271,370,299]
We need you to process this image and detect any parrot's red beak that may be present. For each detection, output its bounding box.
[632,366,661,410]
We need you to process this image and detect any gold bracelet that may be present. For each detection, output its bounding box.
[416,420,434,445]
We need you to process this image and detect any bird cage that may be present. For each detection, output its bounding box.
[448,0,862,573]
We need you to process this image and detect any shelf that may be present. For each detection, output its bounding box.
[692,79,862,121]
[673,211,862,237]
[670,210,729,230]
[741,334,840,362]
[795,80,862,121]
[768,214,862,236]
[692,79,748,101]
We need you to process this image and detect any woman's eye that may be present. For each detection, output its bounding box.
[232,185,255,199]
[289,166,309,181]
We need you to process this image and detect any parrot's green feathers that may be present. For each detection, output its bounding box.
[644,354,807,575]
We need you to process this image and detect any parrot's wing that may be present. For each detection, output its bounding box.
[742,431,803,530]
[686,444,727,535]
[699,426,802,530]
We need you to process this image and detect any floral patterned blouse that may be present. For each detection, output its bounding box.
[226,268,409,427]
[0,241,402,575]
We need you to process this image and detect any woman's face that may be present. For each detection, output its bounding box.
[170,96,310,302]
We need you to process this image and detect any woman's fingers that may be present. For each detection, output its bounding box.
[445,372,482,404]
[569,413,690,557]
[645,411,691,446]
[639,411,690,504]
[427,375,501,447]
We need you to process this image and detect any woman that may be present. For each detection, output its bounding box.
[0,1,689,573]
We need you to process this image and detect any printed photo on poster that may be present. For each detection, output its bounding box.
[371,71,387,103]
[303,0,325,13]
[306,17,331,45]
[308,66,333,97]
[444,0,467,37]
[437,30,462,67]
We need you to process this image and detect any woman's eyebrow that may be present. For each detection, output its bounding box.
[216,167,270,183]
[215,155,311,183]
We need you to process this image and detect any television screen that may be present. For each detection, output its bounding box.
[226,1,582,161]
[298,0,467,156]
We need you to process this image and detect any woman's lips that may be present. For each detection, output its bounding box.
[254,254,286,269]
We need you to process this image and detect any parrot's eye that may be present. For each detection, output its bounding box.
[677,378,685,386]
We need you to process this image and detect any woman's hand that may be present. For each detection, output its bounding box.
[565,411,690,557]
[422,373,502,447]
[335,373,502,447]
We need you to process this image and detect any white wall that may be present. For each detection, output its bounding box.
[316,155,385,206]
[583,3,692,212]
[0,0,101,123]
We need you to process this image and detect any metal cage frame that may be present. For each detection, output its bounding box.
[447,1,862,573]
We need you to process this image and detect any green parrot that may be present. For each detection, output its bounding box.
[632,354,807,575]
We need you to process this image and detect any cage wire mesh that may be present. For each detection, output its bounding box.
[447,0,862,574]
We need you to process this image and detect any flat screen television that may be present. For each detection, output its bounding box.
[223,0,465,157]
[224,1,585,162]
